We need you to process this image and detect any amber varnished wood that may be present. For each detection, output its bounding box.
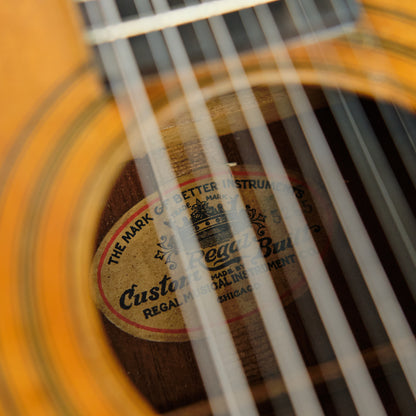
[0,0,415,415]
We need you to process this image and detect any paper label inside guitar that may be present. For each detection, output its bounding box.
[91,167,328,342]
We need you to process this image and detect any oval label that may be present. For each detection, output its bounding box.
[91,167,328,342]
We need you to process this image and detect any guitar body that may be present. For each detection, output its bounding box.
[0,0,415,415]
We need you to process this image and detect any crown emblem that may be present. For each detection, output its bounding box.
[178,199,236,249]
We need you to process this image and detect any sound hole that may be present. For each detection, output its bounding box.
[93,87,415,415]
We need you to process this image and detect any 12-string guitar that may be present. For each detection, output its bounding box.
[1,0,415,415]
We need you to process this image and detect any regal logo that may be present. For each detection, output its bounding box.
[156,199,268,272]
[177,198,244,249]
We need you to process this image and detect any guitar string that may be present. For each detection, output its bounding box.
[230,5,384,415]
[290,0,416,303]
[288,0,416,190]
[242,0,415,411]
[379,103,416,188]
[362,0,416,191]
[264,0,412,404]
[179,1,358,414]
[338,9,416,302]
[334,0,416,243]
[252,0,416,403]
[369,7,416,190]
[237,1,415,412]
[140,0,323,414]
[190,0,387,414]
[84,2,259,415]
[142,0,324,409]
[149,0,387,413]
[170,7,306,414]
[322,1,416,407]
[281,0,416,400]
[398,108,416,158]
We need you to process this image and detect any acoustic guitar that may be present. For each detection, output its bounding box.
[0,0,415,415]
